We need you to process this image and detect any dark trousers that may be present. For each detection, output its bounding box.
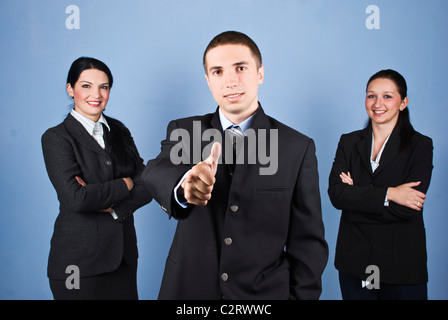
[339,272,427,300]
[49,260,138,300]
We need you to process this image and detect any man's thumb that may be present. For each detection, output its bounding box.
[205,142,221,174]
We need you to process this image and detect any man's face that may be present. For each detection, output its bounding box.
[204,44,264,124]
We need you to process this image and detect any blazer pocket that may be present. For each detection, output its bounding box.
[256,186,289,193]
[53,214,99,259]
[166,254,180,266]
[393,226,427,267]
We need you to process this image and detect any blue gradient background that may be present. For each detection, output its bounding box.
[0,0,446,299]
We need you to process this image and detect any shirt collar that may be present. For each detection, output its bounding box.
[70,109,110,135]
[370,132,391,170]
[218,108,254,133]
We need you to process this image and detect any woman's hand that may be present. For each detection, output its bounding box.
[122,177,134,191]
[387,182,426,211]
[75,176,124,212]
[75,176,87,187]
[340,172,354,185]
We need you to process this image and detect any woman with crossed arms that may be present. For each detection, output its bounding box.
[42,57,151,299]
[328,69,433,299]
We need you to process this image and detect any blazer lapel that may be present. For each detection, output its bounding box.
[63,114,108,155]
[373,127,401,176]
[210,108,223,132]
[208,103,269,132]
[249,103,270,131]
[356,126,374,177]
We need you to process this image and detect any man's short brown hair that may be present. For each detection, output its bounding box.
[203,31,262,73]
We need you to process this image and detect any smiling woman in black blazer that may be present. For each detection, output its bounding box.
[328,69,433,300]
[42,57,152,299]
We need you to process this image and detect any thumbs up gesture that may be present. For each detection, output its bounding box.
[181,142,221,206]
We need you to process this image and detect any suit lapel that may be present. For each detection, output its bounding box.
[208,103,270,132]
[103,123,113,154]
[355,124,402,177]
[249,104,270,131]
[356,126,374,177]
[64,114,109,155]
[373,127,401,176]
[210,108,223,132]
[207,103,270,167]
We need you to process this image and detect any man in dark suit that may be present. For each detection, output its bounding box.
[142,31,328,299]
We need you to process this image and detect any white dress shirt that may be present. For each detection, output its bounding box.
[370,132,392,206]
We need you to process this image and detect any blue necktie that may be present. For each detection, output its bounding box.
[225,125,244,174]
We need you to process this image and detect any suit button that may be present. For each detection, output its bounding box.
[105,160,112,166]
[221,273,229,282]
[230,205,238,212]
[224,237,233,246]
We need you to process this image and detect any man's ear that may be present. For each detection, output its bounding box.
[258,65,265,85]
[204,73,212,91]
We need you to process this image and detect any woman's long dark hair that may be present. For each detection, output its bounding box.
[67,57,140,176]
[366,69,415,151]
[106,118,140,177]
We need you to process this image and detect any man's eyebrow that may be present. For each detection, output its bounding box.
[209,65,222,72]
[208,61,249,72]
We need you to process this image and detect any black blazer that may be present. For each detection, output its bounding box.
[142,106,328,300]
[328,125,433,284]
[42,114,151,279]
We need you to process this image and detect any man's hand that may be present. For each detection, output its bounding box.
[181,142,221,206]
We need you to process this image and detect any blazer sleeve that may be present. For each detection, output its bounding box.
[141,120,193,219]
[287,138,329,300]
[380,136,433,222]
[42,128,130,213]
[328,134,434,223]
[328,134,389,216]
[111,160,153,222]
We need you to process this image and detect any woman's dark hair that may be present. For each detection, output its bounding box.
[67,57,113,89]
[366,69,415,151]
[106,119,141,178]
[67,57,140,176]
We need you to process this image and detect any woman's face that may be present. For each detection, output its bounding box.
[67,69,110,122]
[365,78,408,129]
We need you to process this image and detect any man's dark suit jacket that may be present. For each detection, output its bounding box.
[142,106,328,300]
[42,114,151,280]
[328,124,433,284]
